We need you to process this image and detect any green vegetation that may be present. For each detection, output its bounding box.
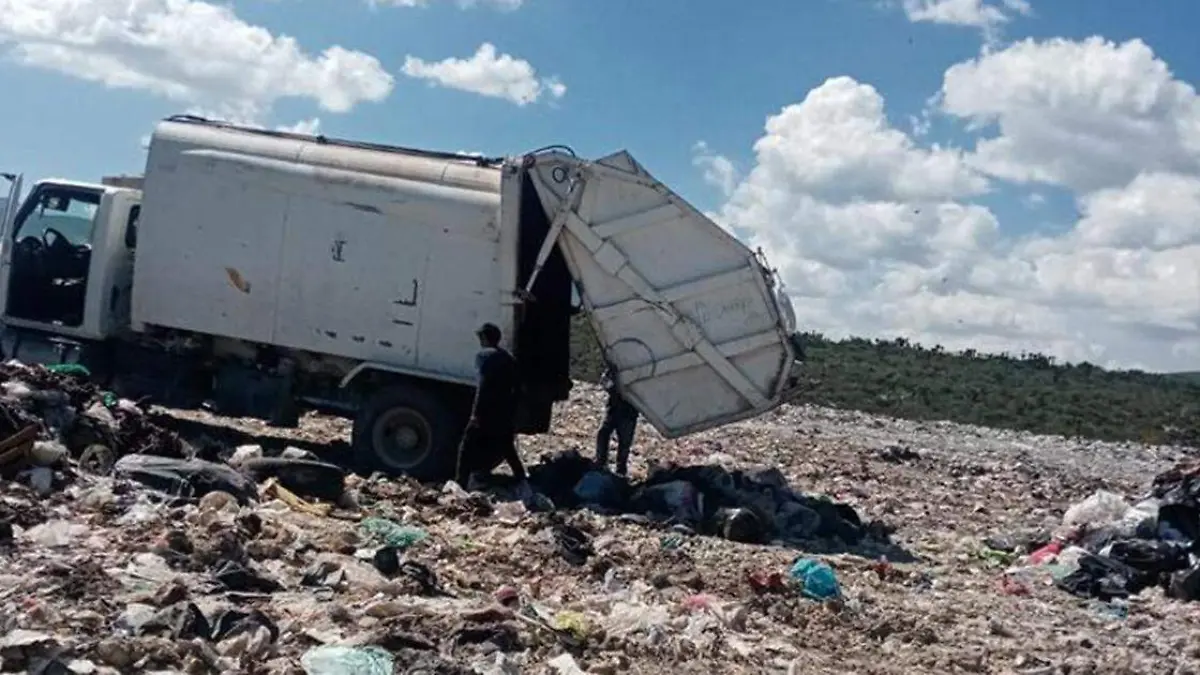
[569,317,1200,446]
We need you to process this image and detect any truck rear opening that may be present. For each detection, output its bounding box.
[520,150,802,437]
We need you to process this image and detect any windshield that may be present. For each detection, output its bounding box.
[13,186,101,247]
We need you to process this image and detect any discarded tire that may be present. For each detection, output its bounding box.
[237,457,346,503]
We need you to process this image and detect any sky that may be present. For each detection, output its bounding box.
[1,0,1199,372]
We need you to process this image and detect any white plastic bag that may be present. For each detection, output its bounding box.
[23,520,90,547]
[1118,499,1160,537]
[1062,490,1131,532]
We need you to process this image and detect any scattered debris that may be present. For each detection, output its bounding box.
[1036,462,1200,603]
[1,372,1197,673]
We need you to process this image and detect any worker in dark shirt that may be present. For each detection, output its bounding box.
[455,323,530,493]
[595,366,638,476]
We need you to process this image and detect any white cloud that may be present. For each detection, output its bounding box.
[401,43,566,106]
[1071,172,1200,251]
[941,37,1200,192]
[901,0,1031,40]
[744,77,988,204]
[276,118,322,135]
[709,39,1200,371]
[0,0,394,122]
[692,142,739,198]
[370,0,522,8]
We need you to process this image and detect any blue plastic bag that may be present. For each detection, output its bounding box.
[790,558,841,600]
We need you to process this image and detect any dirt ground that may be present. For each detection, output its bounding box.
[2,381,1199,674]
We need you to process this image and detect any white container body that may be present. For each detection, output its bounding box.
[133,120,512,385]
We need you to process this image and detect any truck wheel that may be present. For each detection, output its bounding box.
[352,384,457,480]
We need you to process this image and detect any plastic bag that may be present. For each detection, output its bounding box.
[359,517,428,550]
[1119,499,1160,538]
[1027,541,1063,565]
[552,611,590,640]
[548,654,587,675]
[23,520,90,548]
[1062,490,1131,532]
[790,558,841,600]
[573,471,622,506]
[606,601,670,637]
[228,444,264,466]
[300,645,394,675]
[635,481,702,523]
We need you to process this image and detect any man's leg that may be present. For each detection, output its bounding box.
[614,417,636,476]
[455,426,480,488]
[595,418,615,466]
[497,431,528,481]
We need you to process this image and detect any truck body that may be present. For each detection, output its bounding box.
[0,115,803,478]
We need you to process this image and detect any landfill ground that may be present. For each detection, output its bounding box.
[2,368,1199,674]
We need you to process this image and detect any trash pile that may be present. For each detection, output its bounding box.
[0,365,883,674]
[528,450,885,548]
[3,371,1199,673]
[0,453,860,674]
[987,460,1200,603]
[0,361,193,495]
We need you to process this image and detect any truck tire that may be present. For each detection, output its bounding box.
[352,384,458,481]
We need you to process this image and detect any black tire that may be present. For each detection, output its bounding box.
[352,383,458,480]
[238,457,346,502]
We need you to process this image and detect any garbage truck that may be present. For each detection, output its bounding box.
[0,114,803,479]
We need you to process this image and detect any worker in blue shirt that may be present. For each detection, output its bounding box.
[455,323,531,496]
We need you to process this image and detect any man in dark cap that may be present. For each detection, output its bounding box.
[455,323,530,494]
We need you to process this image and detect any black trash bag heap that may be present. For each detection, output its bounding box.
[528,449,878,546]
[0,360,348,506]
[0,361,191,467]
[1052,460,1200,603]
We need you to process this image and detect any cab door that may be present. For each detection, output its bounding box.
[0,173,23,317]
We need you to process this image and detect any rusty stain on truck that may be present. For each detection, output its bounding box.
[224,267,251,294]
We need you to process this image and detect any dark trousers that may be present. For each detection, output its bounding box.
[455,424,527,486]
[596,414,637,475]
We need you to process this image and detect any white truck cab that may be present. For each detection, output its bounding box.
[0,179,140,341]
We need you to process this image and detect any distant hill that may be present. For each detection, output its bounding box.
[569,317,1200,447]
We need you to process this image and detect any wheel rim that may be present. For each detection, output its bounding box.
[371,407,433,470]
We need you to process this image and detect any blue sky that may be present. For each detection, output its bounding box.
[2,0,1199,371]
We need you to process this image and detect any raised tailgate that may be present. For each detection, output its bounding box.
[526,151,797,438]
